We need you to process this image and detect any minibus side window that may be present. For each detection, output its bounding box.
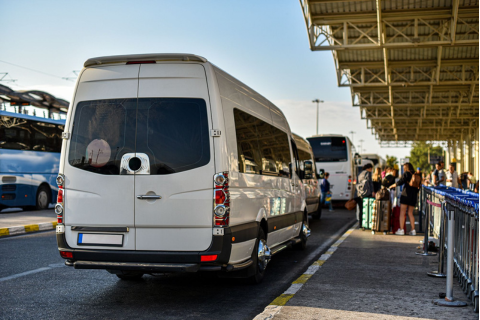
[256,122,279,176]
[290,139,300,179]
[233,109,261,175]
[268,127,291,178]
[233,108,291,178]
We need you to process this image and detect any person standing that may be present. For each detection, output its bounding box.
[355,163,375,224]
[320,172,334,212]
[382,167,395,188]
[439,161,446,185]
[388,162,419,235]
[372,167,382,193]
[446,163,461,188]
[433,162,446,186]
[468,172,477,190]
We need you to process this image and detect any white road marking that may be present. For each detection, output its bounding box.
[283,283,303,295]
[0,263,65,282]
[304,265,320,275]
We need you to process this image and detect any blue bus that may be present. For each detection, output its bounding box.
[0,110,65,211]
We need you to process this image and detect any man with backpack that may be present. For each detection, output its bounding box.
[354,163,375,225]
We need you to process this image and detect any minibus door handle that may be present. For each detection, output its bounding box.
[137,195,162,200]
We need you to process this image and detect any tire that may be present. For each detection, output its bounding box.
[295,212,308,250]
[248,228,269,284]
[36,185,51,210]
[115,271,144,280]
[312,201,322,220]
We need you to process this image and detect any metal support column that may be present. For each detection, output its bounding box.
[434,209,467,307]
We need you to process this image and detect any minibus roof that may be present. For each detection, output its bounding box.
[84,53,207,67]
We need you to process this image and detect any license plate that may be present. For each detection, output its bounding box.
[77,233,123,247]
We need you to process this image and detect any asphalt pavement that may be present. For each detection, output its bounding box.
[0,208,356,320]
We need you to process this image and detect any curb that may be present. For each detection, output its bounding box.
[0,221,57,237]
[253,222,358,320]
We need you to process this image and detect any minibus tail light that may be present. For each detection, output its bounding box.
[126,61,156,64]
[60,251,73,259]
[200,254,217,262]
[56,175,65,226]
[57,187,63,203]
[213,172,229,227]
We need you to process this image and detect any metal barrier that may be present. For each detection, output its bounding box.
[421,185,479,311]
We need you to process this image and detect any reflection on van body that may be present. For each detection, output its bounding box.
[56,54,310,283]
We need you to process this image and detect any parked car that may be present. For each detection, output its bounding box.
[55,53,311,283]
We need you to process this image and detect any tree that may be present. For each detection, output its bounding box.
[386,155,398,168]
[409,142,443,173]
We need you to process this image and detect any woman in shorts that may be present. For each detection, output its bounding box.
[388,162,419,235]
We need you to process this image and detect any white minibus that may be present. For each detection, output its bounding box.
[292,134,321,219]
[55,53,310,283]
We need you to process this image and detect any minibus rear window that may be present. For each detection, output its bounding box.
[136,98,210,175]
[68,98,210,175]
[68,99,137,174]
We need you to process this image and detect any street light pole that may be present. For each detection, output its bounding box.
[359,139,364,153]
[312,99,324,135]
[349,131,356,144]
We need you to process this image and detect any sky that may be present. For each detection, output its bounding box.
[1,0,410,160]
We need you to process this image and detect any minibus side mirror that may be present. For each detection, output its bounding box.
[318,168,325,179]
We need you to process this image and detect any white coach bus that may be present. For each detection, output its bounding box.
[306,134,356,201]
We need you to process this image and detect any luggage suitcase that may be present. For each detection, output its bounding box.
[372,200,391,234]
[371,200,381,231]
[391,205,406,233]
[362,198,375,229]
[380,201,391,232]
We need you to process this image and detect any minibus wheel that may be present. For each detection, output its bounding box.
[249,228,270,284]
[295,212,309,250]
[36,185,51,210]
[312,202,322,220]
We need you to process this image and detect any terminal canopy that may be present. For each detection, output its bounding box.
[299,0,479,147]
[0,83,69,113]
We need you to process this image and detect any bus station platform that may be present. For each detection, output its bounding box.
[255,223,476,320]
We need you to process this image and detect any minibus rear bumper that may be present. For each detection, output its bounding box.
[57,222,258,272]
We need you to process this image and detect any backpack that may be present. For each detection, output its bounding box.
[356,171,372,197]
[409,172,422,188]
